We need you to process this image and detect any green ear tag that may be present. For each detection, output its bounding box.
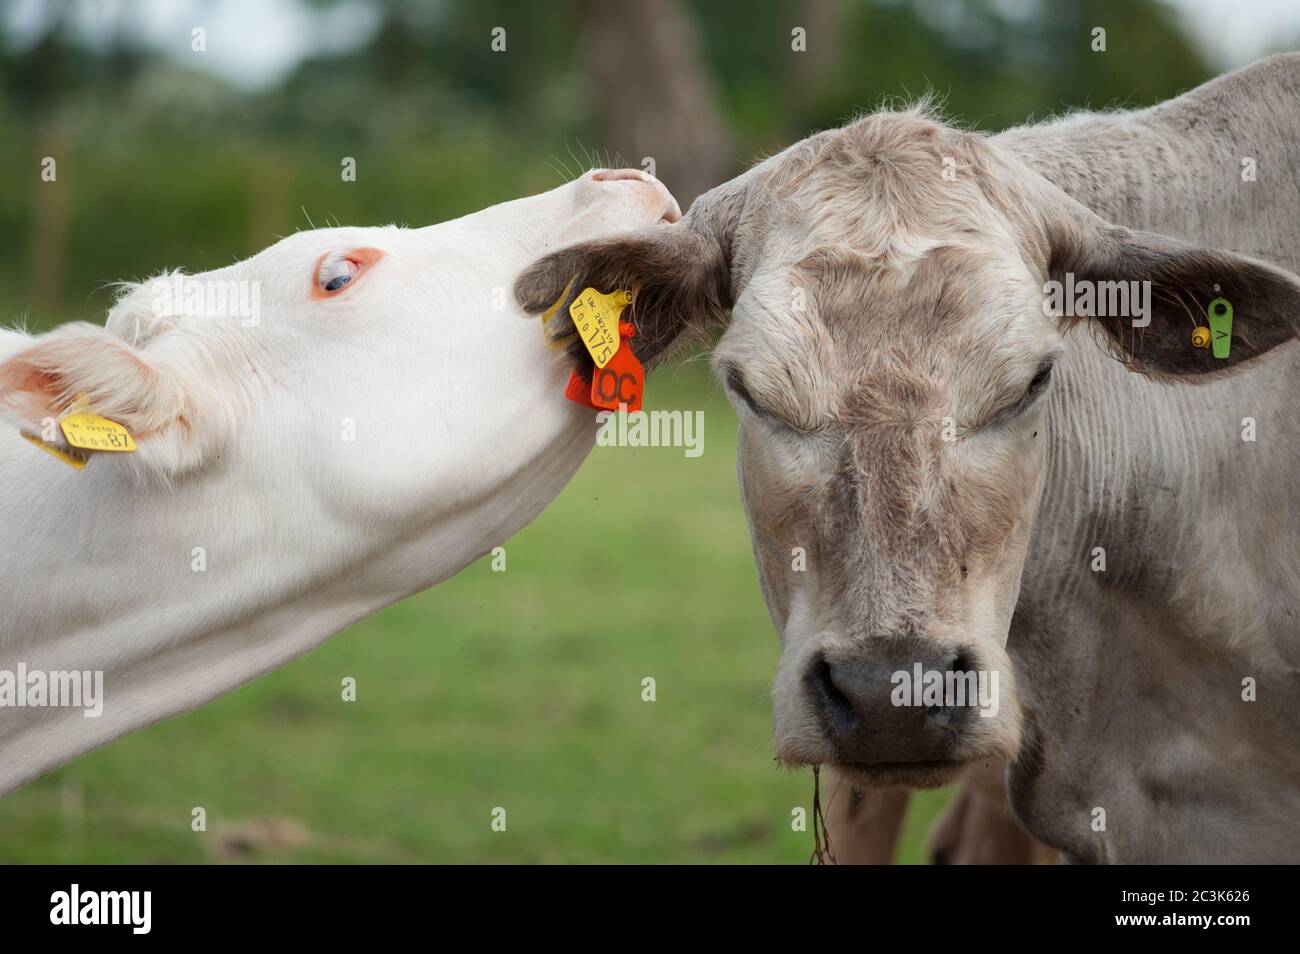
[1208,297,1232,359]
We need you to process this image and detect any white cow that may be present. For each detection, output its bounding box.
[0,168,680,796]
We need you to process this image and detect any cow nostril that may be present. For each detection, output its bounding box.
[806,654,857,733]
[951,650,976,674]
[591,168,647,183]
[926,648,981,728]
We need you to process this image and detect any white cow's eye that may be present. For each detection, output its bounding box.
[318,256,359,293]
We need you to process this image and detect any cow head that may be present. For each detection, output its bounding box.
[516,108,1300,790]
[0,168,679,499]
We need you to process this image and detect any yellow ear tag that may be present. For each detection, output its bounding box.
[569,288,633,369]
[60,411,137,453]
[21,433,89,470]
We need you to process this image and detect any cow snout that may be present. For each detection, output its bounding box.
[805,638,985,764]
[586,168,682,223]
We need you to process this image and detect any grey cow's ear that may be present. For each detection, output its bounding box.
[513,217,731,379]
[1045,214,1300,377]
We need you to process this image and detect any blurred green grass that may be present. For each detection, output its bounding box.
[0,359,949,863]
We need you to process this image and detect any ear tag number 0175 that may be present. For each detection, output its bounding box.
[570,288,632,368]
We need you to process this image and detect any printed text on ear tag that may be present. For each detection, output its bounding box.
[590,320,645,413]
[570,288,633,368]
[1208,297,1232,359]
[60,412,137,452]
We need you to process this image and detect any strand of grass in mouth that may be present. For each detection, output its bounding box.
[809,765,837,865]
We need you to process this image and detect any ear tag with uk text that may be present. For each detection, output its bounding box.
[570,288,632,368]
[60,411,137,452]
[18,394,136,469]
[1207,297,1232,359]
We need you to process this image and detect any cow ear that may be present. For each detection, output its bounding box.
[1047,217,1300,376]
[0,322,223,476]
[514,218,731,379]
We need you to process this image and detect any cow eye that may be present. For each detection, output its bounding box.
[724,366,812,433]
[1000,360,1054,422]
[1024,361,1053,403]
[725,368,766,417]
[318,255,359,294]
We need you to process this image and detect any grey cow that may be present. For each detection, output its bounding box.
[518,54,1300,862]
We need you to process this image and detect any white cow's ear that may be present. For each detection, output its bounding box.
[0,322,224,475]
[1044,201,1300,377]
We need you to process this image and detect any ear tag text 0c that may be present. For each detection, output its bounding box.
[590,321,645,413]
[564,320,645,413]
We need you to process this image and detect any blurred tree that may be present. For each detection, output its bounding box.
[578,0,732,204]
[688,0,1213,143]
[0,0,1246,331]
[2,0,150,314]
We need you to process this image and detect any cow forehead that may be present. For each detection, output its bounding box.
[750,109,1009,242]
[720,110,1048,369]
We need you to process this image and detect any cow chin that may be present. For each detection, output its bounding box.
[777,738,1021,793]
[832,759,970,791]
[830,712,1022,790]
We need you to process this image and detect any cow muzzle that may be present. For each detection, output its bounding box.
[781,634,1021,789]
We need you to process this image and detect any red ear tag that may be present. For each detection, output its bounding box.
[564,369,601,410]
[590,321,644,413]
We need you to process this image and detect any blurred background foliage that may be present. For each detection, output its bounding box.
[0,0,1237,329]
[0,0,1291,862]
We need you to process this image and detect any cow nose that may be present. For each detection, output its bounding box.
[805,638,983,763]
[588,168,682,222]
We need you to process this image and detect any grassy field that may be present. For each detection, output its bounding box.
[0,359,950,863]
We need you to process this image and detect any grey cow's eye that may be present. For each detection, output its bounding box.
[978,359,1057,432]
[722,363,816,434]
[324,274,352,292]
[725,368,765,417]
[1024,361,1053,403]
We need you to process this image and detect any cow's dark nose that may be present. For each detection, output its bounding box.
[804,638,983,763]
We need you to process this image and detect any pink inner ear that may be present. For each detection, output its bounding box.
[0,360,61,423]
[309,246,386,300]
[10,365,59,394]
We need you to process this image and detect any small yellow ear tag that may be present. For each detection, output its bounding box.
[60,412,137,452]
[18,394,136,469]
[569,288,633,369]
[21,433,89,470]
